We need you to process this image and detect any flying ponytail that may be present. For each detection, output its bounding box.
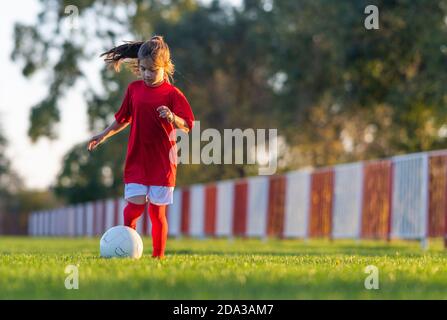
[100,41,144,72]
[100,36,175,83]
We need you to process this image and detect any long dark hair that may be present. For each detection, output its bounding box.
[100,35,175,83]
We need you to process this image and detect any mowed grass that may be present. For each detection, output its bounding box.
[0,236,446,299]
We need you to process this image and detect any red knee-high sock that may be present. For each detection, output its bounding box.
[123,202,146,230]
[148,203,168,258]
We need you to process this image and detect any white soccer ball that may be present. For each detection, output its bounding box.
[100,226,143,259]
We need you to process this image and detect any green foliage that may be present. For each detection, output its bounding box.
[11,0,447,204]
[0,124,23,197]
[53,137,127,203]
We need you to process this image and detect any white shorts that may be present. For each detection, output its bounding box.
[124,183,174,205]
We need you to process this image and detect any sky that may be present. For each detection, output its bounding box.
[0,1,91,190]
[0,0,241,191]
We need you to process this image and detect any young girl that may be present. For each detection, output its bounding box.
[87,35,195,259]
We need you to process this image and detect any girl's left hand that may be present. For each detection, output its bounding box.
[157,105,174,123]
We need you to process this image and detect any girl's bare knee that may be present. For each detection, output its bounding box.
[127,195,147,205]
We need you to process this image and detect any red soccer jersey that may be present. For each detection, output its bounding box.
[114,79,195,187]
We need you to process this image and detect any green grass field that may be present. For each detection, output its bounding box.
[0,237,446,299]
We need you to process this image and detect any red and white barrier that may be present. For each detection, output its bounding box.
[332,163,363,239]
[189,184,205,237]
[167,189,182,236]
[203,183,217,237]
[283,171,311,238]
[391,153,429,240]
[246,176,269,238]
[215,180,235,237]
[28,149,447,248]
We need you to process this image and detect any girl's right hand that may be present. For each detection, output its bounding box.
[87,133,107,152]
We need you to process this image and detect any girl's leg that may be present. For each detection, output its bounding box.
[148,202,168,258]
[123,201,146,230]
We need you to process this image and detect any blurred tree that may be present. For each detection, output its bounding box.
[0,123,23,196]
[0,122,24,233]
[11,0,447,205]
[260,0,447,165]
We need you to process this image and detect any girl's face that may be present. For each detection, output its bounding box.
[139,58,165,86]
